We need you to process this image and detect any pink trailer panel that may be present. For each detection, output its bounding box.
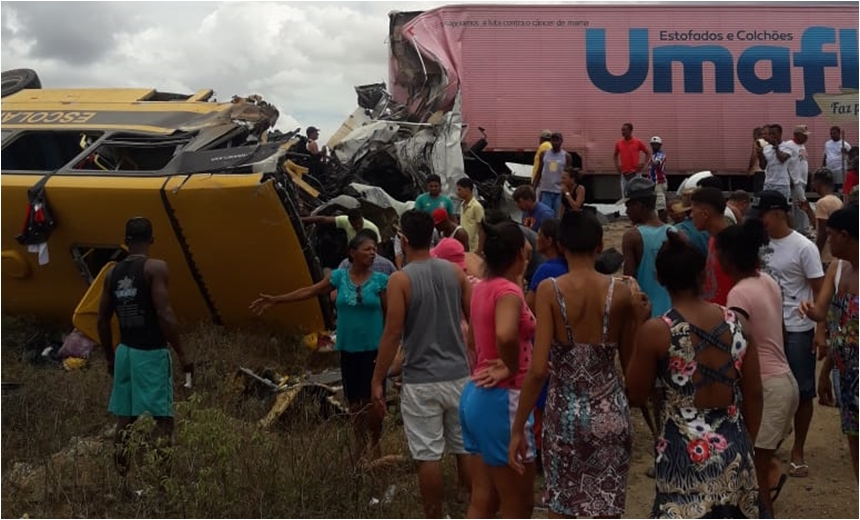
[391,3,859,175]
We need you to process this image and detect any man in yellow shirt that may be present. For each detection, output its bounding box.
[532,130,553,182]
[456,177,484,253]
[302,208,380,242]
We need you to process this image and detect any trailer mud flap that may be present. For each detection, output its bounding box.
[160,174,328,333]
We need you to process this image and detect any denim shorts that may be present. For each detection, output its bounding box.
[539,191,561,213]
[784,329,816,400]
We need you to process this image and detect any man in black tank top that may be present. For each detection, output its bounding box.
[97,217,191,478]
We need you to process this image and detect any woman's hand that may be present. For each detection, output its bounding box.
[249,293,278,316]
[372,381,387,417]
[508,428,528,475]
[622,276,652,321]
[472,358,511,388]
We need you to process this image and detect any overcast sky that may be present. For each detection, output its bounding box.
[0,1,491,140]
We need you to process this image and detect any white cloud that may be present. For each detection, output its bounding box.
[1,0,456,140]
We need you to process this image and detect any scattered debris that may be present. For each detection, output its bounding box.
[233,367,350,428]
[302,331,336,353]
[369,484,398,506]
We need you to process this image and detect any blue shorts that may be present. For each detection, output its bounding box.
[459,380,535,467]
[784,329,816,401]
[108,344,173,418]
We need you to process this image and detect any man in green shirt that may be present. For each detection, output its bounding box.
[414,174,455,215]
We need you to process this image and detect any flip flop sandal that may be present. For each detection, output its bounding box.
[789,462,809,478]
[770,473,788,503]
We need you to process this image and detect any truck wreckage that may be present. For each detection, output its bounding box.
[1,69,528,336]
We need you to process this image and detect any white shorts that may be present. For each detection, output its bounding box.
[400,377,469,461]
[756,372,800,450]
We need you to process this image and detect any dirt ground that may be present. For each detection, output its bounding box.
[2,220,857,519]
[601,220,859,519]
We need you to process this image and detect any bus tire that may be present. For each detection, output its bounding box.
[2,69,42,98]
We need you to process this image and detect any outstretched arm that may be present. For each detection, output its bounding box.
[249,273,335,315]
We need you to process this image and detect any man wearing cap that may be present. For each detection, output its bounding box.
[622,177,674,318]
[432,207,470,252]
[668,194,709,257]
[647,136,668,222]
[306,126,327,158]
[532,130,554,183]
[755,190,825,478]
[800,168,843,255]
[98,217,192,478]
[758,124,793,201]
[614,122,651,199]
[533,132,574,212]
[785,125,812,232]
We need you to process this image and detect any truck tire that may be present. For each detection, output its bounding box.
[2,69,41,98]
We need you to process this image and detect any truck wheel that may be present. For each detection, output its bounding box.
[2,69,41,98]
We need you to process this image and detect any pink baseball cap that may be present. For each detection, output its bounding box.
[431,238,466,269]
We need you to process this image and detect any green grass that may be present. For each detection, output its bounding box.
[1,315,466,518]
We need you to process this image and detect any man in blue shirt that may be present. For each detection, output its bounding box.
[414,174,455,215]
[513,185,555,232]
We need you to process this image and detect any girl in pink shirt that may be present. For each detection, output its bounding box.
[716,218,798,516]
[459,220,536,518]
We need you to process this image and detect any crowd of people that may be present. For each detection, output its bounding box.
[253,120,858,517]
[98,122,858,519]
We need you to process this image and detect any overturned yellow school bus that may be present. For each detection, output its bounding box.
[1,69,332,334]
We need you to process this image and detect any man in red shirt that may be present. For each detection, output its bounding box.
[614,122,651,199]
[690,187,734,305]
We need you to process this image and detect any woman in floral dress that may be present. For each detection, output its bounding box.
[800,204,859,478]
[627,231,763,519]
[509,211,641,518]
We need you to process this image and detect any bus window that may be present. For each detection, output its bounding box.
[1,131,102,172]
[73,134,190,172]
